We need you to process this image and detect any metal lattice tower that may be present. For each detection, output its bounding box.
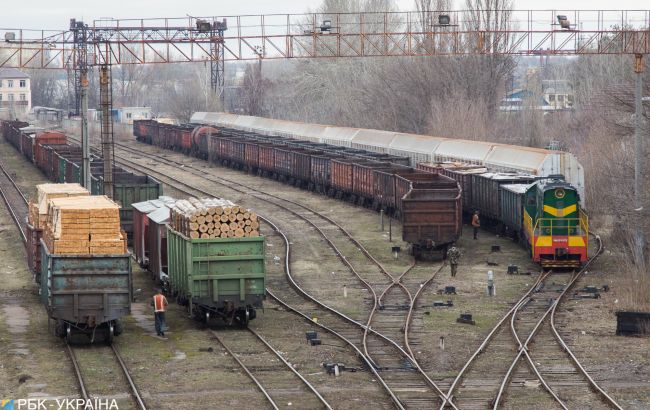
[209,19,227,106]
[69,19,88,117]
[99,64,114,199]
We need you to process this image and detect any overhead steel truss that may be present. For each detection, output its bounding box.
[0,9,649,72]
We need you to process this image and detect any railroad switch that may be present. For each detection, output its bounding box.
[309,338,322,346]
[457,313,475,325]
[305,331,318,342]
[444,286,457,294]
[491,244,501,252]
[507,265,519,274]
[433,300,454,307]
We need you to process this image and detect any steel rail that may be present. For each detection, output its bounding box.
[0,159,28,204]
[549,236,623,410]
[509,295,567,408]
[266,289,406,410]
[248,327,333,409]
[493,286,568,409]
[0,143,143,407]
[111,344,147,410]
[209,330,280,410]
[77,136,453,406]
[494,234,620,409]
[365,262,415,361]
[0,160,28,243]
[65,344,89,400]
[403,262,445,363]
[85,150,407,409]
[439,270,550,409]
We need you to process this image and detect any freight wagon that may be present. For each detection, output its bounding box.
[134,120,463,259]
[40,240,132,343]
[401,173,462,258]
[1,126,164,246]
[167,228,266,325]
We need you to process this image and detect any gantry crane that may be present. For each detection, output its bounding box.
[0,9,648,203]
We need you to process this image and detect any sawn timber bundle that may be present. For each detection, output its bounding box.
[43,195,127,255]
[170,197,260,239]
[28,183,90,229]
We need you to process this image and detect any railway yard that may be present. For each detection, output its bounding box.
[1,118,650,410]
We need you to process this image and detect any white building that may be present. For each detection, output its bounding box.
[0,68,31,118]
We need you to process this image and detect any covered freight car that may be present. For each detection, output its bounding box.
[167,228,266,325]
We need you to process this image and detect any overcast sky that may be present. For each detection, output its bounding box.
[1,1,648,31]
[0,0,650,30]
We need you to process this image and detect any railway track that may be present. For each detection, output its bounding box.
[83,137,453,408]
[0,155,146,409]
[440,236,622,410]
[210,327,332,409]
[66,344,147,409]
[0,159,28,243]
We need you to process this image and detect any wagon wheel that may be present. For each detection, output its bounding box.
[106,322,115,345]
[65,323,73,344]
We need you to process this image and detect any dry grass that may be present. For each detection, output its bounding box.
[616,263,650,312]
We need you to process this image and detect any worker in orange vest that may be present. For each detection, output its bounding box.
[471,210,481,240]
[152,289,169,338]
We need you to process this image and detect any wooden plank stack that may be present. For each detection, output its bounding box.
[170,197,260,239]
[43,195,126,255]
[28,183,89,229]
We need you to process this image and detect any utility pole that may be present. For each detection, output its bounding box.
[99,64,114,198]
[634,53,645,263]
[80,71,90,189]
[70,19,91,190]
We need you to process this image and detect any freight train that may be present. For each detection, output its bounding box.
[134,119,463,258]
[1,119,161,245]
[135,115,588,267]
[1,119,162,342]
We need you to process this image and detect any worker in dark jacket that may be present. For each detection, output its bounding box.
[471,210,480,239]
[446,244,461,277]
[152,289,169,338]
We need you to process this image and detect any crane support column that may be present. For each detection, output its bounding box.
[634,53,645,263]
[80,71,90,190]
[99,65,114,199]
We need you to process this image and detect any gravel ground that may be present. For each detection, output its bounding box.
[1,131,649,409]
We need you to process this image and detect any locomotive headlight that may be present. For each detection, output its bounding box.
[554,188,565,199]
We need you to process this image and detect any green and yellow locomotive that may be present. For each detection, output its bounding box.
[522,176,588,267]
[500,175,588,267]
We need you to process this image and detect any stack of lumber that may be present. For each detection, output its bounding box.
[43,195,126,255]
[28,183,89,229]
[170,197,260,239]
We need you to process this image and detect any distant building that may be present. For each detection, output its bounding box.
[500,80,574,113]
[542,80,574,110]
[0,68,31,118]
[111,107,152,124]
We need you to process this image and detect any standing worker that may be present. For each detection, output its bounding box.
[471,210,481,240]
[446,244,461,277]
[152,289,168,338]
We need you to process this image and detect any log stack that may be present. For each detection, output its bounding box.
[170,197,260,239]
[28,183,89,229]
[43,195,126,255]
